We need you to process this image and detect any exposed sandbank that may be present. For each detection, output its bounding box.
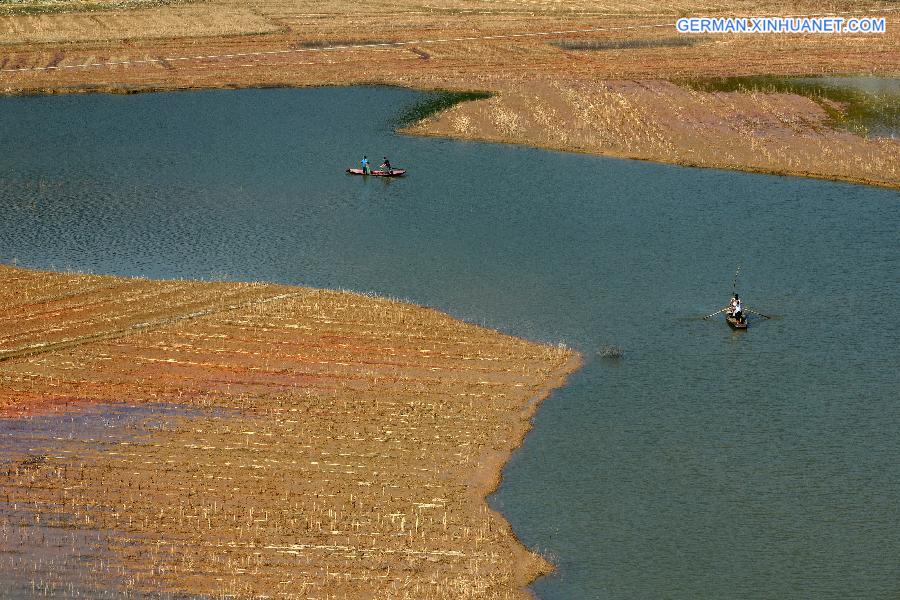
[0,264,580,597]
[405,79,899,189]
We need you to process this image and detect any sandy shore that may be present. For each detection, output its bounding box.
[0,264,579,597]
[0,0,897,187]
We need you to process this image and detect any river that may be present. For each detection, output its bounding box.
[1,86,898,599]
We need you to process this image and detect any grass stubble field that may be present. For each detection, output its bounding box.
[0,264,578,597]
[0,0,897,597]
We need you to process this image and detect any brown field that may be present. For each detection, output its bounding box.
[407,79,900,188]
[0,0,897,185]
[0,264,578,597]
[0,4,280,44]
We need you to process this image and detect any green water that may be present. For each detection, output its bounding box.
[0,87,898,598]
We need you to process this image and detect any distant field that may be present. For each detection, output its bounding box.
[0,0,181,16]
[0,1,280,43]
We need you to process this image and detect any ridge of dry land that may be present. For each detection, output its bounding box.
[0,264,579,598]
[0,0,898,187]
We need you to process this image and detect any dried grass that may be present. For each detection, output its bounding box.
[0,264,577,598]
[413,79,899,188]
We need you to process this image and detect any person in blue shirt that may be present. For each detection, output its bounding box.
[361,155,370,174]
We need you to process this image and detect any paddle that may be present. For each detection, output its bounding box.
[702,307,728,319]
[745,307,772,319]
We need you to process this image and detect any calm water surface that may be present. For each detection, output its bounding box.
[1,87,898,599]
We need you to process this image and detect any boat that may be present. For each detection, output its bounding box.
[725,313,748,330]
[346,168,406,177]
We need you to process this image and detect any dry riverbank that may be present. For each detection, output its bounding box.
[0,0,897,187]
[406,79,900,189]
[0,264,579,598]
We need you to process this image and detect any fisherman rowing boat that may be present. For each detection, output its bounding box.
[702,266,772,329]
[727,293,747,328]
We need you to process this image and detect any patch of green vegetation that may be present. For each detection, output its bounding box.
[678,75,899,137]
[552,36,710,51]
[394,90,492,128]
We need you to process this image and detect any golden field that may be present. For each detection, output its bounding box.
[0,264,578,597]
[0,0,897,185]
[407,79,899,188]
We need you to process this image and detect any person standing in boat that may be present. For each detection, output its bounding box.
[727,294,738,317]
[380,157,392,175]
[731,294,744,323]
[361,155,370,175]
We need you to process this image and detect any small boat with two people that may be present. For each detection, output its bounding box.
[347,155,406,177]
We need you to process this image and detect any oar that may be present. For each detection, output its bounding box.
[702,307,728,319]
[745,307,772,319]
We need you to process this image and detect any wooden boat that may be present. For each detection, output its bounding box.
[346,168,406,177]
[725,313,748,330]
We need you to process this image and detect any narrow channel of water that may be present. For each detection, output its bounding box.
[0,87,898,599]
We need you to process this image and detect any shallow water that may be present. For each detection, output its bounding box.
[0,403,220,466]
[0,87,898,599]
[0,403,217,598]
[793,75,899,138]
[796,75,900,96]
